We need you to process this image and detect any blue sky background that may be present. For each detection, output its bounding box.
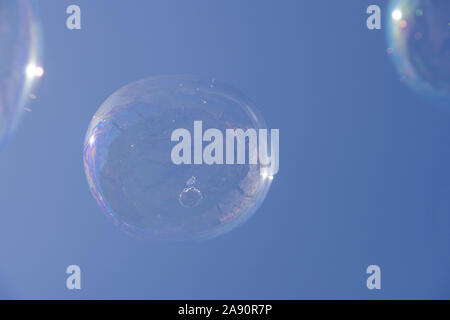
[0,0,450,299]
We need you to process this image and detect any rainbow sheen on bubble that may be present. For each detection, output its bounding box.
[387,0,450,103]
[0,0,42,146]
[83,75,273,241]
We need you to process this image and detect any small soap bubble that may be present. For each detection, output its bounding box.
[0,0,42,146]
[179,187,203,209]
[387,0,450,104]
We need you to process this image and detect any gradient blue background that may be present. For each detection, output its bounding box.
[0,0,449,299]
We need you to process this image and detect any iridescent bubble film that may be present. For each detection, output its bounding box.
[387,0,450,103]
[84,75,273,241]
[0,0,42,146]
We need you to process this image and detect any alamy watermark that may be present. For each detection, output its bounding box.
[366,265,381,290]
[171,121,279,177]
[66,265,81,290]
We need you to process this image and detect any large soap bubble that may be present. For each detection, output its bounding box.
[0,0,42,146]
[387,0,450,103]
[84,75,273,241]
